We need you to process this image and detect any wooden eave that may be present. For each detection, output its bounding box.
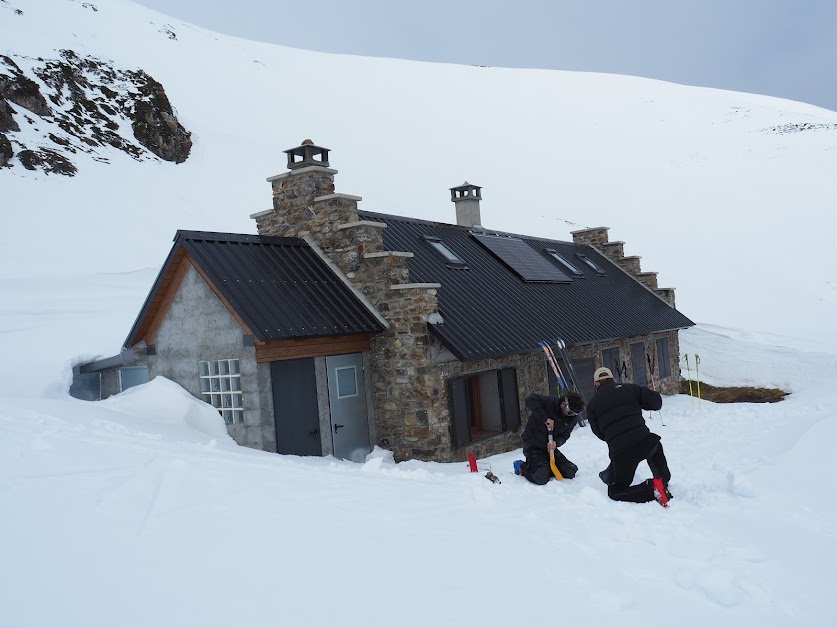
[126,246,258,348]
[255,334,373,363]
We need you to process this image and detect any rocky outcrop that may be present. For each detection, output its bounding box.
[18,147,77,175]
[0,99,18,133]
[0,50,191,175]
[0,56,50,117]
[0,133,12,167]
[130,71,191,163]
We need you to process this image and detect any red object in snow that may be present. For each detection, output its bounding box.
[652,478,670,508]
[468,453,478,472]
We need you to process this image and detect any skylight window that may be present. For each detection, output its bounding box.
[545,249,583,276]
[423,235,467,268]
[575,253,606,275]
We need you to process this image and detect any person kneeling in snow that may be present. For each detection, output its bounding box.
[586,367,672,504]
[516,392,584,484]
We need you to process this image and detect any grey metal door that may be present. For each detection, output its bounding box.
[272,358,323,456]
[326,353,371,462]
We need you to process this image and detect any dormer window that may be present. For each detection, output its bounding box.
[423,235,467,268]
[545,249,583,276]
[576,253,606,275]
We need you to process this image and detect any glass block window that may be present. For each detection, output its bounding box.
[199,359,244,425]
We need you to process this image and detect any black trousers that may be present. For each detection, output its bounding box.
[522,447,578,485]
[606,436,671,503]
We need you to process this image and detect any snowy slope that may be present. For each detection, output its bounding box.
[2,0,837,368]
[1,3,836,626]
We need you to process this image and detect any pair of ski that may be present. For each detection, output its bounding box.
[538,339,585,481]
[538,339,585,426]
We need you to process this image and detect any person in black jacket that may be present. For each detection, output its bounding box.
[516,392,585,484]
[586,367,672,503]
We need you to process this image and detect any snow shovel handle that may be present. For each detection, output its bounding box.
[547,430,563,480]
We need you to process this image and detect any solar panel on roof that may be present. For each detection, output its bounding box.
[472,233,572,282]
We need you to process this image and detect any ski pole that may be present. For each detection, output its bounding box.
[646,352,665,426]
[695,354,701,409]
[683,354,694,409]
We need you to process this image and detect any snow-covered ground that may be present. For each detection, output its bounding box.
[2,1,836,626]
[2,319,835,627]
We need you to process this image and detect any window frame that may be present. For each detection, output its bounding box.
[449,367,520,448]
[655,338,672,378]
[575,253,606,275]
[423,235,468,269]
[601,347,621,382]
[199,358,245,425]
[630,342,649,387]
[545,248,583,276]
[118,366,149,393]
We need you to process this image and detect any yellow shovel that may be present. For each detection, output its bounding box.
[548,430,564,481]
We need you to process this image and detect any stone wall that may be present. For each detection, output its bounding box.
[571,226,677,307]
[568,330,682,395]
[430,348,546,462]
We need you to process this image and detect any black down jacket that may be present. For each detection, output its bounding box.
[586,380,662,455]
[521,394,577,452]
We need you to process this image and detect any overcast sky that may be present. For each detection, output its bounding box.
[135,0,836,112]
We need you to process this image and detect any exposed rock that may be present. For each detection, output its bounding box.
[0,55,50,117]
[766,122,837,134]
[0,132,12,167]
[0,50,191,175]
[0,98,19,132]
[18,147,77,175]
[129,71,191,163]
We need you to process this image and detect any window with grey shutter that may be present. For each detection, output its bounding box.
[498,368,520,431]
[630,343,649,387]
[450,378,472,448]
[656,338,672,378]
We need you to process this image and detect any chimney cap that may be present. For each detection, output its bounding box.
[450,181,482,202]
[283,140,330,170]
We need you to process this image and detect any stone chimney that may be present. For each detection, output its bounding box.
[570,226,676,307]
[450,182,482,228]
[251,139,380,277]
[251,140,447,462]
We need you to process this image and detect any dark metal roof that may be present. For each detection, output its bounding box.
[125,231,385,347]
[358,210,695,360]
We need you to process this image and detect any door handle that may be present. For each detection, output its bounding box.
[309,428,319,438]
[334,424,345,432]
